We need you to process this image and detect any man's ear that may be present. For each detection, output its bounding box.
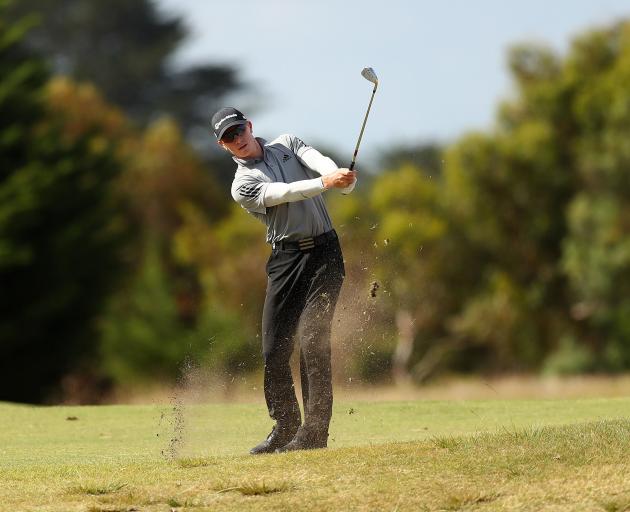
[217,140,229,152]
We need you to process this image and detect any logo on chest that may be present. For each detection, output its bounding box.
[282,154,291,162]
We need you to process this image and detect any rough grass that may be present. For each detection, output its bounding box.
[1,398,629,511]
[69,482,127,495]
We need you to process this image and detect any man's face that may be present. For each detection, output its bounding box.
[218,121,259,159]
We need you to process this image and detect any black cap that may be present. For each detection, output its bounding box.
[211,107,247,139]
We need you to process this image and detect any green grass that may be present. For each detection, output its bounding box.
[1,398,629,511]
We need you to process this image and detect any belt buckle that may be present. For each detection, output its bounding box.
[298,237,315,251]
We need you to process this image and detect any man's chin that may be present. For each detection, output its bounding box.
[236,144,256,159]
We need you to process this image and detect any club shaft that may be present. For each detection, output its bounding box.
[350,84,377,171]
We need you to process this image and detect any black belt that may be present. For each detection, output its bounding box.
[272,230,338,251]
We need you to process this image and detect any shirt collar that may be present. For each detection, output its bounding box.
[232,137,268,166]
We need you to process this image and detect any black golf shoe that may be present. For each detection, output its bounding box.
[249,423,300,455]
[275,426,328,453]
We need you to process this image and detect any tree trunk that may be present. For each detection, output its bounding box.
[392,309,416,385]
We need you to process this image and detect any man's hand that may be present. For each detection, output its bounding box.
[322,168,357,189]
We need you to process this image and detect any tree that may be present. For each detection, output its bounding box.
[171,202,268,376]
[96,117,235,387]
[560,23,630,371]
[6,0,243,145]
[378,142,444,177]
[365,20,630,381]
[412,43,580,373]
[367,164,483,382]
[0,11,129,402]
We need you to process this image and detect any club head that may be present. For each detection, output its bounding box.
[361,67,378,85]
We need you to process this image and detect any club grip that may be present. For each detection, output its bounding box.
[349,148,358,172]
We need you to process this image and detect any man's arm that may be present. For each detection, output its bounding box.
[233,166,356,212]
[278,134,357,194]
[263,177,325,207]
[263,169,356,207]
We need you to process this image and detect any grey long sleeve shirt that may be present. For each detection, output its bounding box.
[231,134,355,244]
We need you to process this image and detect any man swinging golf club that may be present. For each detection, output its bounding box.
[212,68,377,454]
[211,107,356,453]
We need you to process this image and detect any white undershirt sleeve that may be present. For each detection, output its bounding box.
[262,177,325,207]
[297,147,357,194]
[298,147,338,175]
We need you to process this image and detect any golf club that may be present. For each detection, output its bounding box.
[349,67,379,172]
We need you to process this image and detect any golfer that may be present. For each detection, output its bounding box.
[211,107,356,453]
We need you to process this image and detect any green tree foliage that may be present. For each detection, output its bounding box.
[388,22,630,372]
[370,20,630,379]
[378,142,444,177]
[172,202,268,374]
[561,23,630,371]
[387,47,579,374]
[99,235,253,384]
[43,75,233,389]
[6,0,242,141]
[367,164,482,381]
[99,238,188,383]
[97,117,235,386]
[0,13,128,402]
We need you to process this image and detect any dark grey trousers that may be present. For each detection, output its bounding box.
[261,234,344,435]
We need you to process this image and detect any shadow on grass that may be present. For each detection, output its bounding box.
[215,479,293,496]
[599,493,630,512]
[86,507,136,512]
[441,491,502,510]
[70,482,127,495]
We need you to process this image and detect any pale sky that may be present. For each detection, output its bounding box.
[158,0,630,164]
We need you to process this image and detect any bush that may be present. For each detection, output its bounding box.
[543,336,595,375]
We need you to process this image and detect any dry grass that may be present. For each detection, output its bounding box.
[176,456,217,468]
[1,398,629,511]
[69,482,127,496]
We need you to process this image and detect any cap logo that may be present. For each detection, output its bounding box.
[214,113,238,130]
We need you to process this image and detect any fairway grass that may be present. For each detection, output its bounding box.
[1,398,629,511]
